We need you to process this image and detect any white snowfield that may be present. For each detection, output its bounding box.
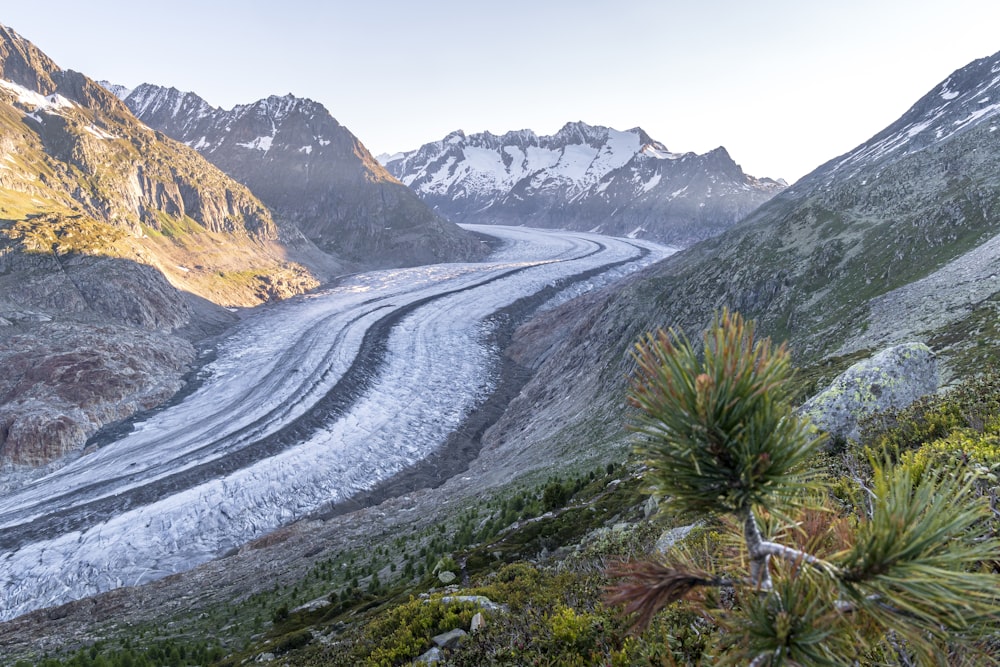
[0,225,675,621]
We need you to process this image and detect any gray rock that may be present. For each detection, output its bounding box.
[655,524,697,554]
[439,595,508,613]
[470,611,485,633]
[414,647,443,664]
[432,628,466,649]
[642,495,658,518]
[292,596,332,613]
[799,342,938,444]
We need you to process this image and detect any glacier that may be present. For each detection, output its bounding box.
[0,225,674,621]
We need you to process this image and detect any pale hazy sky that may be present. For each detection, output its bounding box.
[4,1,1000,183]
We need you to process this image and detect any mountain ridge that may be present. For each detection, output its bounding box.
[382,121,786,246]
[117,83,488,268]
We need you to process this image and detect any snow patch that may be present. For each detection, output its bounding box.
[641,173,662,193]
[641,144,678,160]
[940,78,960,100]
[237,136,274,152]
[84,125,116,140]
[0,78,75,113]
[299,145,313,154]
[952,102,1000,131]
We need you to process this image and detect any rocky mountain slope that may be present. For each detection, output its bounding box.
[115,84,486,267]
[381,122,786,246]
[490,47,1000,469]
[0,25,337,467]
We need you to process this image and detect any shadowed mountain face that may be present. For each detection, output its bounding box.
[118,84,488,268]
[381,122,786,246]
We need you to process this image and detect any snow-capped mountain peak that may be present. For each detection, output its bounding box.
[96,80,132,101]
[386,124,660,197]
[383,123,785,246]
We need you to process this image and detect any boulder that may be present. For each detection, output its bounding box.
[432,628,467,649]
[470,612,486,633]
[799,342,938,444]
[414,647,443,664]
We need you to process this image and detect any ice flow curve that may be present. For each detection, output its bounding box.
[0,225,674,620]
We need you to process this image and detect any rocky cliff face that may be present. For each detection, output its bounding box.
[381,122,786,246]
[0,25,337,468]
[118,84,487,268]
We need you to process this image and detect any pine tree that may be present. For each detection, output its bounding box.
[607,309,1000,665]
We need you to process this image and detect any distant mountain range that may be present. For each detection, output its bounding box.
[113,84,486,268]
[381,122,786,246]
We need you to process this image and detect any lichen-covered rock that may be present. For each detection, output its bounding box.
[799,342,938,444]
[656,524,697,554]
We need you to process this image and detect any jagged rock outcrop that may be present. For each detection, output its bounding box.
[799,343,938,444]
[118,84,487,268]
[382,122,786,246]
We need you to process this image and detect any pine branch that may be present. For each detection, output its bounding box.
[605,559,736,633]
[756,540,839,577]
[741,507,773,590]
